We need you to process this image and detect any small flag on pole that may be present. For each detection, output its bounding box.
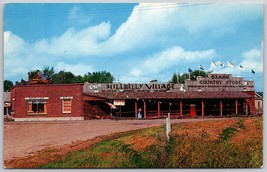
[188,68,193,73]
[199,65,204,70]
[219,61,225,67]
[239,65,246,70]
[251,69,255,74]
[228,61,234,68]
[211,61,217,67]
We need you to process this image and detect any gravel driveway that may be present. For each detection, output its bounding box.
[4,118,226,161]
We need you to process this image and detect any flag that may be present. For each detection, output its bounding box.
[211,61,217,67]
[219,61,225,67]
[239,65,245,70]
[251,69,255,74]
[199,65,204,70]
[188,68,193,73]
[228,61,234,68]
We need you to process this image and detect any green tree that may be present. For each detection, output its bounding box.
[28,69,40,81]
[52,71,76,84]
[88,71,114,83]
[75,75,86,83]
[170,70,209,84]
[4,80,14,91]
[43,66,55,80]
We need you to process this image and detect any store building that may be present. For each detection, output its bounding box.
[83,74,255,119]
[10,74,256,121]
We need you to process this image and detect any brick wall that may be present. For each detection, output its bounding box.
[10,84,83,118]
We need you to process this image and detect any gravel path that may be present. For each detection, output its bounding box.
[4,118,227,161]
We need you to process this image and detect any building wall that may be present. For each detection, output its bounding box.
[10,84,84,119]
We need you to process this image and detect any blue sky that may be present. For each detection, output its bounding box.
[4,3,263,91]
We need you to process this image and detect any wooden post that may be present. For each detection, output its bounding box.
[180,100,183,116]
[202,100,204,118]
[220,100,223,117]
[166,113,171,142]
[235,99,238,114]
[250,98,253,114]
[135,101,137,119]
[166,118,170,142]
[246,103,248,116]
[158,101,161,117]
[144,101,147,119]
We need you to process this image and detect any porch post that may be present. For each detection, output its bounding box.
[202,100,204,118]
[246,103,248,116]
[135,101,138,119]
[235,99,238,114]
[180,100,183,116]
[250,98,253,114]
[220,100,223,117]
[158,101,161,117]
[144,101,147,119]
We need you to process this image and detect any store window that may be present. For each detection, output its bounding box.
[61,97,73,113]
[26,97,48,115]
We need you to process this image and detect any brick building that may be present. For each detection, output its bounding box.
[10,84,84,121]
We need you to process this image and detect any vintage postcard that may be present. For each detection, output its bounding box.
[3,2,263,168]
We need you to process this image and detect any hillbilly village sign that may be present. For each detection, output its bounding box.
[83,74,254,93]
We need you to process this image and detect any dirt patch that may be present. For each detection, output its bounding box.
[231,117,263,144]
[125,135,155,151]
[173,118,239,140]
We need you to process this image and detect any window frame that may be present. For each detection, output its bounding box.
[25,97,49,115]
[61,97,73,114]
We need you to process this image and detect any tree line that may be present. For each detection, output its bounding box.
[4,66,114,91]
[4,67,209,91]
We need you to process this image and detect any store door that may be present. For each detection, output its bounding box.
[190,104,196,117]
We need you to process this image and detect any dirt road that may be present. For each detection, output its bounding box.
[4,118,227,161]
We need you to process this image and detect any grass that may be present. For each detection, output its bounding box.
[40,117,263,168]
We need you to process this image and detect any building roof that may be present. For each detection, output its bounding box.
[4,92,11,102]
[84,91,253,100]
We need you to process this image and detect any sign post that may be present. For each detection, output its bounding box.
[166,112,171,142]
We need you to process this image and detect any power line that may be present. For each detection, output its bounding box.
[5,3,213,18]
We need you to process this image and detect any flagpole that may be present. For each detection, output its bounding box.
[188,68,191,80]
[189,71,191,80]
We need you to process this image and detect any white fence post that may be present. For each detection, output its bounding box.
[166,113,171,142]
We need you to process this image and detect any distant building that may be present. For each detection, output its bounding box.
[255,92,263,110]
[10,73,256,121]
[3,92,11,115]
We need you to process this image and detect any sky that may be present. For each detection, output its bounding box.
[3,3,263,91]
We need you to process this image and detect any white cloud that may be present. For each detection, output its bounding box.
[32,22,111,57]
[4,31,27,56]
[209,48,263,75]
[55,62,94,76]
[240,48,263,72]
[102,3,262,52]
[128,46,215,81]
[67,5,91,25]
